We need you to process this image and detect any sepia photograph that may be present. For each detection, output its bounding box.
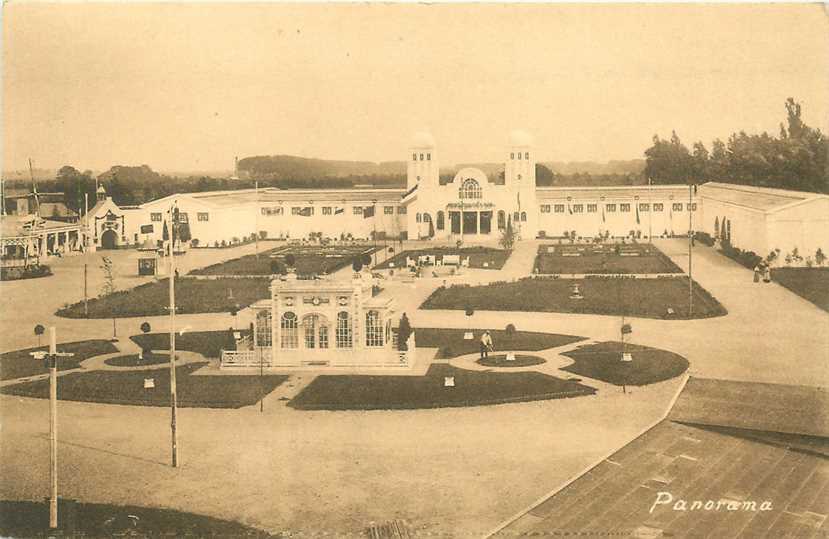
[1,3,827,537]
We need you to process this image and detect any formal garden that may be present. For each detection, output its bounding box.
[288,363,596,410]
[414,327,584,359]
[771,267,829,312]
[56,277,271,318]
[0,339,118,380]
[420,276,726,319]
[0,499,275,538]
[533,243,683,274]
[191,244,379,277]
[477,354,547,368]
[373,246,511,271]
[0,361,288,408]
[561,341,689,386]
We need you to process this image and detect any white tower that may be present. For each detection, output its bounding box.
[504,130,537,238]
[407,131,438,191]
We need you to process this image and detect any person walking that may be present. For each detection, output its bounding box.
[753,264,761,283]
[480,331,493,359]
[763,264,772,283]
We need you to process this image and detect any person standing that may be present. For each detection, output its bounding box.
[754,264,761,283]
[480,331,493,359]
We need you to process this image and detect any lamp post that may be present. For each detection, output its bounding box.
[168,202,179,467]
[688,182,694,317]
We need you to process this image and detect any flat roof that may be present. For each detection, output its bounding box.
[699,182,822,212]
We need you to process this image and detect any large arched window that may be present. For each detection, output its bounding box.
[436,211,445,230]
[459,179,482,200]
[281,312,298,349]
[513,211,520,223]
[521,212,527,222]
[336,311,352,348]
[416,213,422,223]
[422,213,431,223]
[365,310,383,347]
[497,210,506,230]
[255,310,272,347]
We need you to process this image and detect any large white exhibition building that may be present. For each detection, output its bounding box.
[88,131,828,261]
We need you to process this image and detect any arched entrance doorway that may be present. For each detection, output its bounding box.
[100,229,118,250]
[302,314,330,349]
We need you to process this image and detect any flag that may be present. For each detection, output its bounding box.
[334,206,344,215]
[299,207,312,217]
[635,203,640,225]
[363,205,375,219]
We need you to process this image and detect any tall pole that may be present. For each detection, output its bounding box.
[372,200,378,267]
[168,204,179,467]
[648,177,653,243]
[48,327,58,529]
[688,183,694,317]
[84,193,89,318]
[254,180,259,260]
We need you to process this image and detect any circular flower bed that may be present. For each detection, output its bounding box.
[104,353,171,367]
[476,354,546,368]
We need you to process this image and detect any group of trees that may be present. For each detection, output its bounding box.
[644,98,828,193]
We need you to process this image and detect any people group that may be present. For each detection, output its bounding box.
[753,262,772,283]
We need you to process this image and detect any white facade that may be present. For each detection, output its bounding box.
[87,133,826,261]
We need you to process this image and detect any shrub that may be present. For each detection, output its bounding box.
[465,306,474,316]
[352,260,363,273]
[191,239,200,248]
[505,323,516,335]
[258,231,267,240]
[398,313,413,351]
[361,253,372,266]
[285,254,296,267]
[220,240,227,247]
[694,231,715,247]
[816,248,826,266]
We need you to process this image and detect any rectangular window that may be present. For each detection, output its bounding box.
[413,153,417,161]
[572,204,584,213]
[197,212,209,222]
[292,207,300,215]
[150,212,162,222]
[639,203,650,212]
[510,152,514,160]
[419,153,424,161]
[397,206,407,215]
[426,153,431,161]
[620,204,631,212]
[688,203,697,211]
[606,204,616,212]
[177,212,188,223]
[653,203,664,212]
[384,206,394,215]
[322,207,332,215]
[525,152,529,160]
[261,207,283,216]
[540,205,550,213]
[673,203,683,211]
[353,206,363,215]
[554,204,565,213]
[587,204,597,213]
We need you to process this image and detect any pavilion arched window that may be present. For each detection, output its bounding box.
[365,310,383,347]
[436,211,445,230]
[416,213,422,223]
[281,312,298,349]
[459,179,482,200]
[514,212,520,223]
[336,311,352,348]
[255,310,272,347]
[497,210,506,230]
[521,211,527,222]
[422,213,431,223]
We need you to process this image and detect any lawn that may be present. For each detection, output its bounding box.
[374,246,511,270]
[413,327,585,359]
[0,340,118,381]
[289,363,595,410]
[534,243,683,274]
[131,330,237,358]
[191,244,378,276]
[1,362,288,408]
[561,341,689,386]
[56,277,271,318]
[477,354,547,368]
[771,267,829,312]
[0,499,276,538]
[420,276,726,319]
[104,353,172,367]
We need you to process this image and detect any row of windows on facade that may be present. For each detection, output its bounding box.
[150,211,210,223]
[510,152,530,160]
[416,210,527,228]
[255,310,388,349]
[260,206,403,217]
[413,153,432,161]
[539,202,697,214]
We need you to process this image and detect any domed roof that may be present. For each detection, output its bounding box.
[508,129,534,147]
[410,131,436,149]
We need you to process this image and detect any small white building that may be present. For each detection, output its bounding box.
[222,274,412,369]
[698,182,829,262]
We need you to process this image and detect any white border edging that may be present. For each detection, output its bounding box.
[483,373,691,538]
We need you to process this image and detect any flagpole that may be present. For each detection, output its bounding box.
[648,177,653,243]
[688,183,693,317]
[168,202,179,468]
[254,180,259,260]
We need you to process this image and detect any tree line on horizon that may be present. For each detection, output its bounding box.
[644,98,827,193]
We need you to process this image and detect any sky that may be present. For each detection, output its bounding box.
[3,3,828,173]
